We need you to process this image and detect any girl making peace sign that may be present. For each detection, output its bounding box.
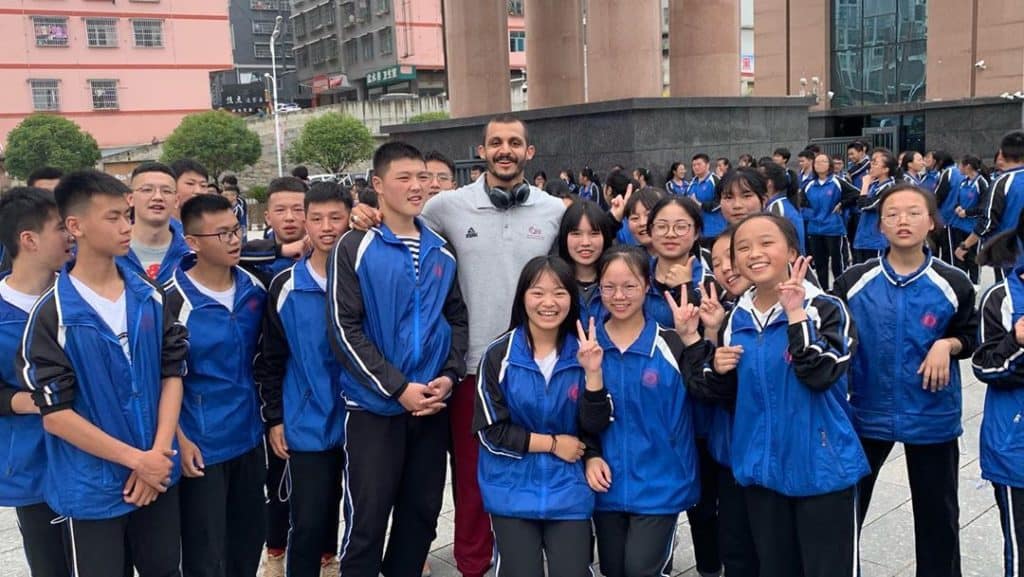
[697,214,868,577]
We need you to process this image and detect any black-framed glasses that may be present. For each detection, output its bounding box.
[190,225,242,243]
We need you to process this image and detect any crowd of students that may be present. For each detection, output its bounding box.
[1,118,1024,577]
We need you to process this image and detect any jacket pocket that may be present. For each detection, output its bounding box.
[4,426,16,478]
[1003,411,1024,450]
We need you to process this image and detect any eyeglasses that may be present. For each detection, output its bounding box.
[599,284,643,298]
[881,211,927,226]
[190,225,242,243]
[651,221,694,236]
[425,173,453,184]
[133,186,176,196]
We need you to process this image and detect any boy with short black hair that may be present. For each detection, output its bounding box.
[329,141,468,577]
[18,170,189,577]
[253,177,310,283]
[256,182,351,577]
[0,187,72,577]
[27,166,64,191]
[120,161,191,284]
[164,193,268,577]
[170,159,210,212]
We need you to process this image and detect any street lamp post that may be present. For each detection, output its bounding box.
[269,15,284,177]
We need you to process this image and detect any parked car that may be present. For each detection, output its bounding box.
[276,102,301,113]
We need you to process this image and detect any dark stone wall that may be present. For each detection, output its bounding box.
[925,101,1023,159]
[384,97,813,185]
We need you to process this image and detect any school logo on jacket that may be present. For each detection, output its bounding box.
[465,227,478,239]
[568,383,580,402]
[921,312,938,330]
[433,263,445,279]
[783,350,793,365]
[642,368,659,389]
[527,226,545,241]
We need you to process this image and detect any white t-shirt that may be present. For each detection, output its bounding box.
[536,349,558,384]
[0,279,40,314]
[306,260,327,292]
[69,276,129,360]
[131,240,171,281]
[187,273,236,311]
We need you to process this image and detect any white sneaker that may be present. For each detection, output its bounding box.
[320,556,340,577]
[262,550,285,577]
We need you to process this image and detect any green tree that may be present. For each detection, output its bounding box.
[161,110,261,179]
[4,114,101,180]
[287,112,374,174]
[407,111,449,123]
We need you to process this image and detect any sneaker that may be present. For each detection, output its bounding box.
[320,556,340,577]
[262,551,285,577]
[422,559,432,577]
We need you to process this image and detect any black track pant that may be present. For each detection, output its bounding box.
[180,444,267,577]
[16,502,70,577]
[857,438,961,577]
[287,448,344,577]
[993,484,1024,577]
[745,484,856,577]
[948,228,979,283]
[265,433,290,551]
[490,516,592,577]
[686,439,721,575]
[63,484,182,577]
[339,409,449,577]
[717,466,758,577]
[807,234,845,290]
[852,248,880,265]
[593,512,676,577]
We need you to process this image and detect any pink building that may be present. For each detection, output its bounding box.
[0,0,233,150]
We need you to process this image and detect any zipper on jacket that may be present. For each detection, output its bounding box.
[129,311,148,442]
[620,353,629,509]
[757,332,771,487]
[894,288,905,438]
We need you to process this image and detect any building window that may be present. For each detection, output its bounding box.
[830,0,926,107]
[292,14,306,37]
[378,26,393,55]
[509,30,525,52]
[357,0,371,23]
[29,79,60,111]
[132,19,163,47]
[252,20,277,35]
[507,0,523,16]
[295,47,308,68]
[344,39,358,64]
[33,16,69,47]
[89,80,119,110]
[360,33,374,61]
[251,0,285,10]
[377,0,390,14]
[326,38,339,60]
[311,41,326,65]
[254,43,272,59]
[342,1,356,26]
[85,18,118,48]
[322,4,335,26]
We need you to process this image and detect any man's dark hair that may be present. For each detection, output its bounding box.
[180,193,234,235]
[804,144,822,155]
[691,153,710,163]
[483,113,528,144]
[305,181,354,211]
[716,157,732,170]
[425,150,456,176]
[169,158,209,182]
[797,149,816,162]
[291,165,310,180]
[0,187,59,259]
[1000,130,1024,163]
[358,187,379,208]
[267,176,308,197]
[773,147,791,162]
[207,183,222,194]
[54,170,129,218]
[847,140,867,153]
[606,171,632,197]
[130,161,177,182]
[221,175,239,187]
[372,141,424,177]
[470,164,486,174]
[26,167,64,187]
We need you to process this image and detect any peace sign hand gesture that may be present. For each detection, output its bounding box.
[665,287,701,346]
[576,318,604,379]
[778,255,811,322]
[698,283,725,340]
[609,183,634,222]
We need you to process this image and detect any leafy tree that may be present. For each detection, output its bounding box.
[287,112,374,174]
[407,111,449,123]
[161,111,261,179]
[4,114,101,180]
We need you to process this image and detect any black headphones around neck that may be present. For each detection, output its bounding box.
[486,181,531,210]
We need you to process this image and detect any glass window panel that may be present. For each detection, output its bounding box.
[863,13,896,46]
[33,16,69,47]
[864,0,896,17]
[897,0,927,41]
[89,79,118,110]
[896,40,926,102]
[833,0,862,50]
[30,79,60,111]
[831,50,863,108]
[862,44,897,105]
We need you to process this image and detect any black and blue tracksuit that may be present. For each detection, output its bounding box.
[688,174,726,239]
[853,177,897,259]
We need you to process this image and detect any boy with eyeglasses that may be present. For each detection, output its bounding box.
[425,151,457,198]
[163,194,268,577]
